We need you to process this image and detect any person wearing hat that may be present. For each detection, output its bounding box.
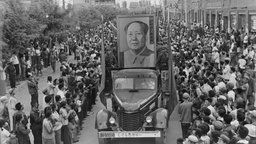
[178,92,193,139]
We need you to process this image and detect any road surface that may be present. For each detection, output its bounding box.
[12,56,183,144]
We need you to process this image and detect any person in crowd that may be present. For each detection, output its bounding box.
[15,113,30,144]
[5,61,16,88]
[8,88,17,131]
[13,103,28,130]
[30,103,43,144]
[42,107,55,144]
[10,52,20,83]
[59,101,72,144]
[0,96,9,125]
[50,49,58,73]
[178,92,193,139]
[0,118,10,144]
[27,73,39,107]
[51,104,62,144]
[0,61,7,96]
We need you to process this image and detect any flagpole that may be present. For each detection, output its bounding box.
[167,6,178,118]
[99,15,106,107]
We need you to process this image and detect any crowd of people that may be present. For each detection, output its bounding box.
[0,21,113,144]
[168,21,256,144]
[2,13,256,144]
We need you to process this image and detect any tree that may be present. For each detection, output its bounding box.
[76,6,102,31]
[2,0,42,54]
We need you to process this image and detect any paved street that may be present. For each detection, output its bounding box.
[12,55,183,144]
[12,60,62,143]
[76,99,183,144]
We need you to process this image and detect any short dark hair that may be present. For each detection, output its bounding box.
[45,95,52,103]
[55,95,61,102]
[237,125,249,139]
[15,103,22,110]
[47,76,52,82]
[124,21,148,35]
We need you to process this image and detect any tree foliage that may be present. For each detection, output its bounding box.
[77,6,102,31]
[2,0,42,53]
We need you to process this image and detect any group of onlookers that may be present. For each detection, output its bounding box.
[168,20,256,144]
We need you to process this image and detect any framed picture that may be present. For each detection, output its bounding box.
[117,15,156,68]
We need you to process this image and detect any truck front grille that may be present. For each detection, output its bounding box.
[118,111,144,131]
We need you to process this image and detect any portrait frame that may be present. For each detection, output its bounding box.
[117,15,156,68]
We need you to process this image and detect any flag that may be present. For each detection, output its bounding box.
[167,10,178,117]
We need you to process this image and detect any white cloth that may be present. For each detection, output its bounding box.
[238,58,246,69]
[56,90,66,101]
[227,90,235,102]
[222,64,231,80]
[59,108,68,125]
[1,128,10,144]
[229,73,237,89]
[10,55,19,65]
[52,111,62,131]
[8,97,17,131]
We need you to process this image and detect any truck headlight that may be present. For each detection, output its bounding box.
[109,117,115,124]
[146,116,152,123]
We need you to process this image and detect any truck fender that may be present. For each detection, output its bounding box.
[153,108,168,129]
[95,109,109,130]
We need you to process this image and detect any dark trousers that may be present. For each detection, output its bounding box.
[248,95,255,107]
[9,76,16,88]
[32,129,42,144]
[61,125,72,144]
[31,93,39,107]
[51,62,56,73]
[181,123,191,139]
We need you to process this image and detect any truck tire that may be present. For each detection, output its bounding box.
[155,130,166,144]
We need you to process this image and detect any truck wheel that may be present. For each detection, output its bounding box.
[155,130,166,144]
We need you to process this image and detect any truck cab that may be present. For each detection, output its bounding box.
[96,69,168,144]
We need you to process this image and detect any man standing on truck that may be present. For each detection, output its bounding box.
[178,92,193,139]
[124,21,154,67]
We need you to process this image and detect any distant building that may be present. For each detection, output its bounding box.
[181,0,256,33]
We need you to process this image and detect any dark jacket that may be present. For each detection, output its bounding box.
[16,123,31,144]
[30,109,43,131]
[27,78,38,95]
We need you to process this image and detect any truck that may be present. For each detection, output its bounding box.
[95,14,169,144]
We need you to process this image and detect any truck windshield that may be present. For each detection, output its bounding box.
[115,78,156,90]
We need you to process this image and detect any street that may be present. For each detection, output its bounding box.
[13,57,183,144]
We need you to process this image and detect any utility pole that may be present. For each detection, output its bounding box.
[184,0,188,25]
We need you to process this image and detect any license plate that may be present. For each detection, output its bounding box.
[98,131,161,138]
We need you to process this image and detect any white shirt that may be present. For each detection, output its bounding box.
[10,55,19,65]
[222,64,231,80]
[212,52,220,63]
[52,111,62,131]
[59,108,68,125]
[238,58,246,69]
[1,128,10,144]
[229,73,237,89]
[227,90,235,102]
[56,90,66,101]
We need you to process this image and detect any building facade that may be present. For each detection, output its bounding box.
[183,0,256,33]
